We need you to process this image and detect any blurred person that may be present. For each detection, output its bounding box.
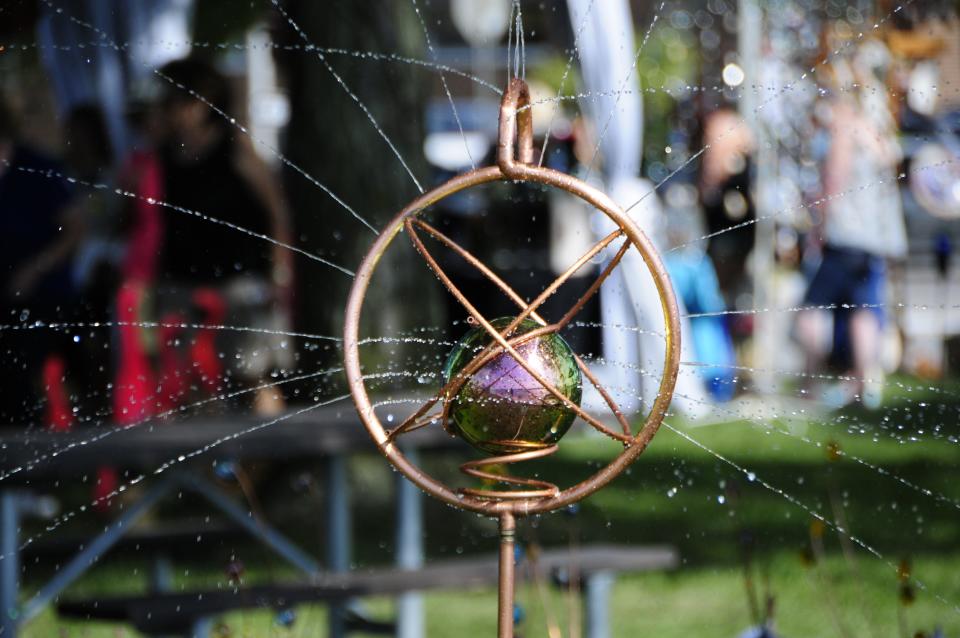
[62,105,125,423]
[111,97,165,425]
[699,108,755,305]
[662,183,737,402]
[566,0,712,419]
[66,105,120,304]
[61,104,136,509]
[37,0,194,156]
[0,95,83,429]
[154,57,293,414]
[796,41,907,409]
[888,1,960,117]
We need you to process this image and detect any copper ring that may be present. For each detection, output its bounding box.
[344,78,681,517]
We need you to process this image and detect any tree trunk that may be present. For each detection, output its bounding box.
[276,3,440,386]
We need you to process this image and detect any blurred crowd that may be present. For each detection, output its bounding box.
[0,57,293,431]
[1,0,959,437]
[658,6,960,410]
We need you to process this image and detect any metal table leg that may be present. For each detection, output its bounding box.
[150,555,173,594]
[20,477,174,624]
[178,473,320,575]
[326,454,350,638]
[583,570,615,638]
[190,615,214,638]
[395,448,423,638]
[0,491,20,637]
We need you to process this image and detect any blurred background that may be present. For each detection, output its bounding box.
[0,0,959,636]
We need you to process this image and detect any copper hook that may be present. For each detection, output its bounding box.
[497,78,535,177]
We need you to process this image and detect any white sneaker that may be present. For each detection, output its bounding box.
[862,369,884,411]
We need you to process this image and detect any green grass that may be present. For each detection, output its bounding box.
[23,555,960,637]
[19,378,960,636]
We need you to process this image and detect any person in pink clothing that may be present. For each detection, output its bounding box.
[152,57,294,415]
[112,144,163,425]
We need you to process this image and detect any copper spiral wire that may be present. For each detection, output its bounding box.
[459,443,560,500]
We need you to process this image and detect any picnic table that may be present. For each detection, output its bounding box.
[0,400,447,638]
[0,403,679,637]
[58,544,679,636]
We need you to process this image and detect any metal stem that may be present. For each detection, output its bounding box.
[0,491,20,637]
[21,478,173,623]
[179,473,321,575]
[326,455,350,638]
[497,512,517,638]
[584,571,615,638]
[396,447,424,638]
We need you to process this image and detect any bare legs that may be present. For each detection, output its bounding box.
[796,309,882,408]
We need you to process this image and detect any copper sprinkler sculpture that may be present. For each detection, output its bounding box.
[344,78,681,637]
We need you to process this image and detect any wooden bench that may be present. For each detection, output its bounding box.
[58,544,678,637]
[0,402,458,637]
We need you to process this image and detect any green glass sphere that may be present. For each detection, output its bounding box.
[442,317,582,455]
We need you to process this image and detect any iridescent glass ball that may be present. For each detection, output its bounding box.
[442,317,582,455]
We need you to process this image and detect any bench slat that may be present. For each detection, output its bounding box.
[58,545,677,633]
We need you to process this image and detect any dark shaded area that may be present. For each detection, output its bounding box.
[0,1,39,40]
[274,2,442,378]
[22,386,959,593]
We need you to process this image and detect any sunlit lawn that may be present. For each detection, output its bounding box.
[21,377,960,636]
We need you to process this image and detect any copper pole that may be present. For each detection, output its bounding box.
[345,75,683,635]
[498,511,517,638]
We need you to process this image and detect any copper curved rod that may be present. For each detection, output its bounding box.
[404,218,629,443]
[384,324,551,443]
[407,218,634,440]
[404,221,586,425]
[460,444,560,500]
[385,411,443,440]
[409,218,621,341]
[408,218,633,442]
[555,239,631,331]
[404,217,620,439]
[498,77,534,175]
[561,241,634,436]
